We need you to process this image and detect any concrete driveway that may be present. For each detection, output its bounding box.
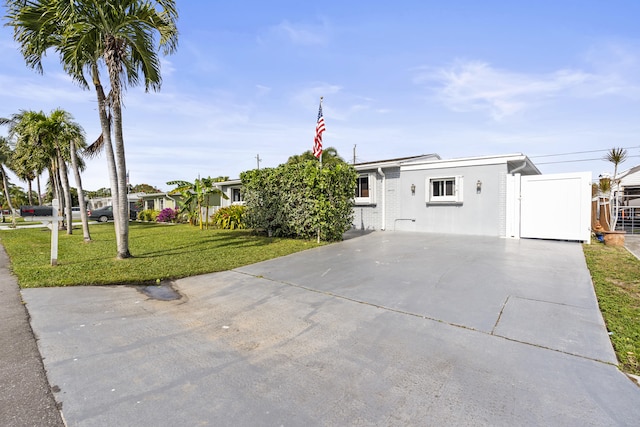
[22,232,640,426]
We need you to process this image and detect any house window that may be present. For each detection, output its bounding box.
[428,176,463,203]
[356,176,369,198]
[232,188,242,203]
[355,174,374,204]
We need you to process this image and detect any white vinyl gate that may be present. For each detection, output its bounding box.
[506,172,592,243]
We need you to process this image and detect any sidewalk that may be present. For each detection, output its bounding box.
[0,247,64,427]
[626,234,640,259]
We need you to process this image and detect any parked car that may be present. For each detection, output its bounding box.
[71,207,83,219]
[87,206,138,222]
[87,206,113,222]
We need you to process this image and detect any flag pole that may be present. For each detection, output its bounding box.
[319,96,323,169]
[316,96,324,243]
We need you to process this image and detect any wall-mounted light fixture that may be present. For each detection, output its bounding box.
[476,180,482,194]
[411,183,416,195]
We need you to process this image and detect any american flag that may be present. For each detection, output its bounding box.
[313,99,325,159]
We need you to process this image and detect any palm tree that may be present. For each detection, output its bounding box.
[7,120,47,206]
[6,0,179,258]
[167,180,197,226]
[46,109,91,239]
[1,110,52,209]
[168,178,228,229]
[603,147,628,231]
[2,109,91,236]
[287,146,345,167]
[0,137,17,226]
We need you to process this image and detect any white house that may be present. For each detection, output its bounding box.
[353,153,592,242]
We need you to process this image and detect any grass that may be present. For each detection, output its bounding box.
[583,241,640,375]
[0,222,323,288]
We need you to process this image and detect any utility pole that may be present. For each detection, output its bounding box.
[353,144,357,164]
[256,154,262,170]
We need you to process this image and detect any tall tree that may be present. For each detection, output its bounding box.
[287,146,345,167]
[3,109,90,235]
[1,110,52,209]
[130,183,162,194]
[0,137,17,226]
[603,147,628,231]
[47,109,91,239]
[6,0,179,258]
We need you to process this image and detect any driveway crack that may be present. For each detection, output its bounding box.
[491,295,510,335]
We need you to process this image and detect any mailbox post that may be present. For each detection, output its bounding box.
[20,199,59,266]
[50,199,59,266]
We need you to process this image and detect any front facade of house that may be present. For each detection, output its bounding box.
[353,153,541,237]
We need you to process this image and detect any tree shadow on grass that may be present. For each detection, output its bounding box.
[134,233,282,259]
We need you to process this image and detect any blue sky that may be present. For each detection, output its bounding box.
[1,0,640,191]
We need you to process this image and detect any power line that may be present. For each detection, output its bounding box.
[535,154,640,165]
[530,145,640,159]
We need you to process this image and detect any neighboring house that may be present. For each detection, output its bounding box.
[136,192,181,211]
[132,180,244,213]
[215,179,244,207]
[617,165,640,207]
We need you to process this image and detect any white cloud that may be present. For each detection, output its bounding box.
[255,84,271,97]
[263,19,330,46]
[159,58,176,77]
[415,61,597,120]
[290,83,342,110]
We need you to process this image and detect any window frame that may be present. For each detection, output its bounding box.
[427,176,463,203]
[355,173,375,205]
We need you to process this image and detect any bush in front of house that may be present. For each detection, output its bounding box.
[211,205,246,230]
[156,208,179,223]
[241,160,357,241]
[138,209,159,222]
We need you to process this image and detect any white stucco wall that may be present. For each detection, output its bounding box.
[353,163,515,237]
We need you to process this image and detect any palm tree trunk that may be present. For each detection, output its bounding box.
[0,166,16,226]
[92,64,123,252]
[27,179,33,205]
[112,99,131,258]
[36,174,42,205]
[57,152,73,235]
[70,139,91,241]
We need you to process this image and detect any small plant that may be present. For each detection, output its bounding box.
[211,205,246,230]
[137,209,160,222]
[156,208,178,223]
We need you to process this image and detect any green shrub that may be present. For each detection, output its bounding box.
[138,209,160,222]
[241,160,356,241]
[211,205,246,230]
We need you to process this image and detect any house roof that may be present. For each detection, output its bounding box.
[355,153,540,175]
[618,164,640,187]
[400,153,540,175]
[213,179,242,187]
[354,154,441,170]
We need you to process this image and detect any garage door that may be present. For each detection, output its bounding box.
[506,172,592,242]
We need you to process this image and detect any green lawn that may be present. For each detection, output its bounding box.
[583,241,640,375]
[0,222,323,288]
